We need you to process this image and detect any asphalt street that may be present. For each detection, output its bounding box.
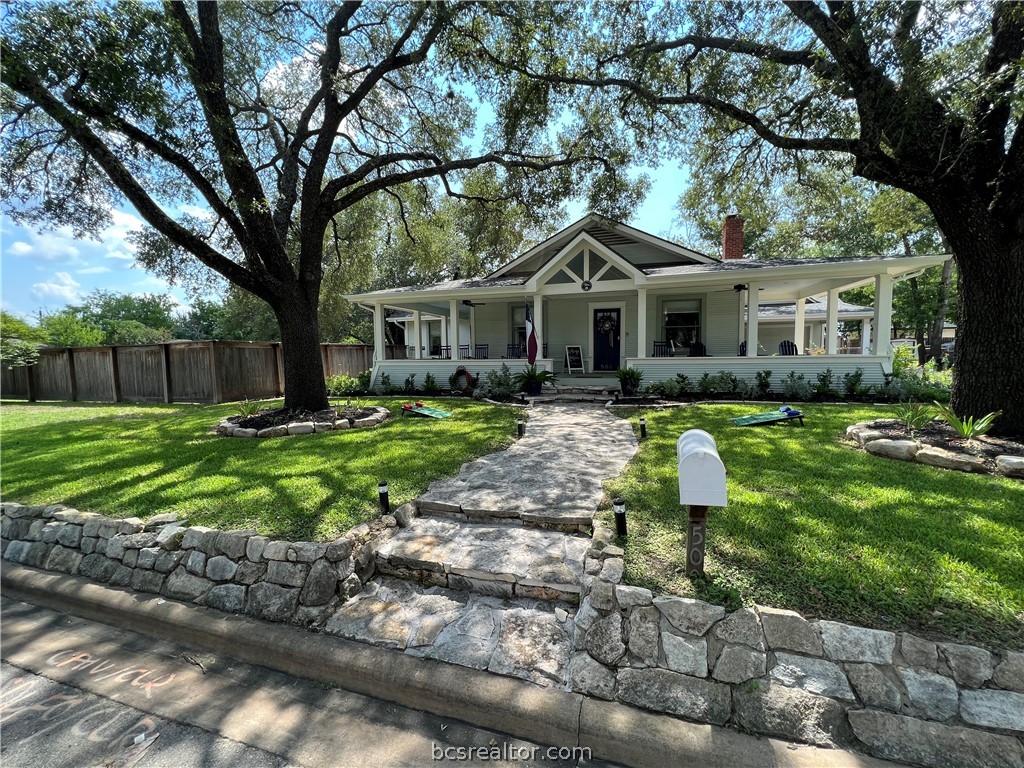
[0,597,609,768]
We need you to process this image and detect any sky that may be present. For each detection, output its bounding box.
[0,163,691,323]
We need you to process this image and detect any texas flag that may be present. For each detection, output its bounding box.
[525,304,538,364]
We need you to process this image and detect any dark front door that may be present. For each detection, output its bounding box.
[593,308,621,371]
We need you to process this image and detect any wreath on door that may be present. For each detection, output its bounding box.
[597,313,618,346]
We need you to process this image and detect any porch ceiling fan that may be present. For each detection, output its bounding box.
[462,299,487,306]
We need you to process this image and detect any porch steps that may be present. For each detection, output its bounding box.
[375,517,590,602]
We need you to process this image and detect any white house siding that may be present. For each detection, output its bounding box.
[471,302,509,357]
[625,355,891,388]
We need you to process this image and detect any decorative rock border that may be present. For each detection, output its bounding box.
[845,420,1024,478]
[0,502,401,628]
[217,406,390,438]
[569,520,1024,768]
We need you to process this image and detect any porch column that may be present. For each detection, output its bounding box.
[533,294,544,356]
[372,303,385,362]
[412,310,422,359]
[860,318,871,355]
[449,299,461,360]
[469,305,476,351]
[825,288,840,354]
[793,297,806,353]
[636,288,648,358]
[745,282,759,356]
[872,273,894,355]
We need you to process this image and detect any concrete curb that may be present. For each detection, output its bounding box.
[1,563,896,768]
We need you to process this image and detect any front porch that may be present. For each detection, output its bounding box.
[370,353,893,391]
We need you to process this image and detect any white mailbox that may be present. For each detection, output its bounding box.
[677,429,727,507]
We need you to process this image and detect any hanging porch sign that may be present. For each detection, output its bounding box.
[564,345,585,374]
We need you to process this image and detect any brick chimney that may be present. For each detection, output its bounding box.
[722,213,745,260]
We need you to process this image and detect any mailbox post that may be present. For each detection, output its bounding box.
[677,430,727,577]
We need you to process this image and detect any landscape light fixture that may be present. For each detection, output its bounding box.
[378,480,390,516]
[613,497,627,538]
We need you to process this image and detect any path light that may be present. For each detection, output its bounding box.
[613,497,627,538]
[517,418,525,438]
[639,417,647,439]
[378,480,390,516]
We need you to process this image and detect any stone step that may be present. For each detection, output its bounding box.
[375,517,591,602]
[323,575,575,687]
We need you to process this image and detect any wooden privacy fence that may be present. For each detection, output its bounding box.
[0,341,404,405]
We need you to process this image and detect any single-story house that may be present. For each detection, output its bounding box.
[346,214,950,389]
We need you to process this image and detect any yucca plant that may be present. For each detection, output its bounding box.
[933,402,1001,440]
[893,401,933,435]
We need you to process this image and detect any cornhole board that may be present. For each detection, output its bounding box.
[402,404,452,419]
[731,407,804,427]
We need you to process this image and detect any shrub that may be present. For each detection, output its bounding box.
[645,379,681,398]
[376,372,395,394]
[892,345,917,376]
[781,371,811,400]
[814,368,836,399]
[615,366,644,395]
[475,364,518,400]
[697,372,715,396]
[754,370,773,397]
[674,373,692,393]
[423,372,439,393]
[326,373,362,396]
[403,373,417,393]
[713,370,740,395]
[842,368,864,398]
[356,369,371,392]
[934,402,1001,440]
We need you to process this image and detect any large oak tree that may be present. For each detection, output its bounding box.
[483,1,1024,433]
[2,1,624,411]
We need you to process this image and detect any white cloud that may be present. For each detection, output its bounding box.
[5,231,83,264]
[32,271,81,303]
[76,266,112,275]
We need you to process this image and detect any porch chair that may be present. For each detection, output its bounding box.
[436,346,451,359]
[503,344,525,359]
[474,343,489,359]
[739,341,747,356]
[652,341,672,357]
[779,340,799,356]
[688,341,709,357]
[459,344,472,359]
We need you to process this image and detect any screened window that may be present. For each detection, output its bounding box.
[663,300,701,351]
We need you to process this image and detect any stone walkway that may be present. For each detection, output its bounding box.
[327,404,637,687]
[417,404,638,526]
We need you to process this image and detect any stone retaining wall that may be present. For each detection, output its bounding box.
[572,522,1024,768]
[0,502,393,627]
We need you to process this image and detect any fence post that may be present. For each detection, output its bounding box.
[208,341,223,404]
[66,348,78,402]
[274,343,285,396]
[109,346,122,402]
[160,343,172,403]
[26,364,37,402]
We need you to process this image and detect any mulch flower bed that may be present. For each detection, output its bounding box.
[227,407,375,431]
[217,405,390,438]
[867,419,1024,460]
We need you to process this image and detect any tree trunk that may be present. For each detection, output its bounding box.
[945,238,1024,436]
[276,292,330,412]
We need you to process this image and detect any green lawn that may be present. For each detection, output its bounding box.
[603,404,1024,649]
[0,398,519,542]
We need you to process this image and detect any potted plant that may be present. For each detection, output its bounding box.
[616,366,644,396]
[513,364,557,396]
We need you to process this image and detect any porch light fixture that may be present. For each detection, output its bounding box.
[581,280,593,292]
[613,498,627,538]
[378,480,390,516]
[733,284,747,292]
